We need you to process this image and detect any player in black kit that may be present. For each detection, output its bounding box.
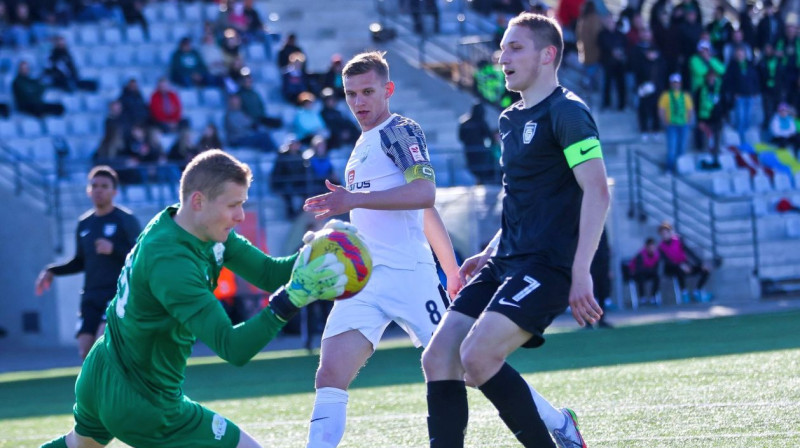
[35,166,141,359]
[421,13,610,448]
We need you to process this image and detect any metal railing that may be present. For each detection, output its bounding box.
[627,147,761,274]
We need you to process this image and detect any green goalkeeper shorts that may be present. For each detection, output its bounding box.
[73,340,241,447]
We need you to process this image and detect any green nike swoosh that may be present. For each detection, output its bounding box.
[579,145,599,156]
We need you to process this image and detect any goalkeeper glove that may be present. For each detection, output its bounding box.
[269,245,347,322]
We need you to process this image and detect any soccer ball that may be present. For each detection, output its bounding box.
[308,229,372,299]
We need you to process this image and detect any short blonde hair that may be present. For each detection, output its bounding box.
[180,150,252,203]
[342,51,390,82]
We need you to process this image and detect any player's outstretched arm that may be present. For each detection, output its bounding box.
[570,158,610,326]
[303,178,435,219]
[423,207,462,298]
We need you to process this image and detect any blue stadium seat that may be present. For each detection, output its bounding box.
[112,45,136,67]
[201,88,223,108]
[67,114,97,136]
[753,173,772,193]
[44,117,67,136]
[125,26,146,45]
[83,94,107,113]
[18,117,43,138]
[0,120,17,138]
[246,44,267,62]
[182,3,202,22]
[102,28,123,45]
[148,24,170,44]
[731,170,753,196]
[78,26,101,45]
[774,172,793,192]
[87,46,113,68]
[161,3,181,22]
[178,89,200,109]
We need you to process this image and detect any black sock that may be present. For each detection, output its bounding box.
[427,380,468,448]
[478,363,555,448]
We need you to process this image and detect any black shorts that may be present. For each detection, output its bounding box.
[76,291,114,337]
[449,258,571,348]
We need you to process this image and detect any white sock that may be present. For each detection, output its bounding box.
[527,384,566,432]
[306,387,349,448]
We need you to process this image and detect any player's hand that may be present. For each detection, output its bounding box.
[303,180,356,220]
[35,269,54,296]
[95,238,113,255]
[458,251,492,285]
[444,267,463,300]
[285,245,347,307]
[301,219,360,245]
[568,270,603,327]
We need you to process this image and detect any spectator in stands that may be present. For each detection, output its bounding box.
[270,134,308,218]
[598,14,627,110]
[224,93,277,152]
[94,100,127,168]
[122,124,179,200]
[706,6,733,58]
[169,37,215,88]
[723,29,754,64]
[688,40,725,94]
[758,43,787,133]
[306,134,339,196]
[410,0,440,35]
[756,0,783,51]
[651,0,680,76]
[120,0,148,37]
[630,27,665,141]
[278,33,303,70]
[75,0,124,24]
[199,25,227,78]
[694,70,725,164]
[474,52,515,108]
[722,45,760,146]
[775,18,799,71]
[658,221,712,303]
[197,122,223,151]
[575,0,603,91]
[118,78,149,134]
[242,0,272,56]
[769,102,798,152]
[149,77,182,133]
[627,237,661,305]
[220,27,243,68]
[676,5,704,80]
[319,87,359,150]
[224,54,250,93]
[737,2,758,50]
[282,51,310,104]
[458,102,497,185]
[44,35,97,92]
[12,60,65,117]
[7,1,34,47]
[658,73,694,173]
[168,122,201,171]
[238,74,283,127]
[292,91,326,145]
[0,4,12,48]
[322,54,345,99]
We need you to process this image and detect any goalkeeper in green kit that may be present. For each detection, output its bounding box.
[41,149,350,448]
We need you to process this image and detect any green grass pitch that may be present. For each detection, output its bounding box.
[2,310,799,447]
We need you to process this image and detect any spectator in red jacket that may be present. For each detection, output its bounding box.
[628,237,661,304]
[149,78,182,133]
[657,221,712,303]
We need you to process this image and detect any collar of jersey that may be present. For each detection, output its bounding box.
[161,205,217,250]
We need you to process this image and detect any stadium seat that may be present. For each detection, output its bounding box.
[201,88,223,108]
[753,173,773,193]
[718,153,736,171]
[182,3,203,22]
[98,71,120,91]
[67,114,96,136]
[204,3,222,21]
[59,94,82,113]
[676,154,695,175]
[143,5,159,24]
[18,117,43,137]
[774,172,793,192]
[87,46,113,68]
[170,24,192,43]
[126,26,146,45]
[83,94,107,113]
[102,28,123,45]
[78,25,101,45]
[711,175,731,196]
[786,218,800,238]
[246,44,267,62]
[161,3,181,22]
[44,117,67,136]
[178,89,200,108]
[752,196,770,217]
[149,24,170,44]
[111,45,136,67]
[0,120,16,138]
[731,170,752,196]
[135,45,158,65]
[185,109,209,131]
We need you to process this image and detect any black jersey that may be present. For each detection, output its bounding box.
[49,206,141,301]
[496,86,602,269]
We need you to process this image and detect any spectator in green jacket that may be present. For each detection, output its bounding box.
[12,60,64,117]
[688,40,725,93]
[169,37,216,88]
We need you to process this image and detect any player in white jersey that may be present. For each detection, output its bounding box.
[302,51,462,448]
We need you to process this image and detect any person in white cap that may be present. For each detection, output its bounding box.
[658,73,694,172]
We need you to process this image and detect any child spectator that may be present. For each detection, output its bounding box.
[628,238,661,304]
[658,222,712,303]
[769,103,798,153]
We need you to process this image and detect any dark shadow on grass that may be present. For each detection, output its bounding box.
[3,311,800,420]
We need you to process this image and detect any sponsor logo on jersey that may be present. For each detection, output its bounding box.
[347,181,371,191]
[103,223,117,237]
[347,169,355,185]
[213,243,225,266]
[409,144,425,162]
[523,121,537,144]
[212,414,227,440]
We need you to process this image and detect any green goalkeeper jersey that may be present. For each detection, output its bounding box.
[104,206,297,406]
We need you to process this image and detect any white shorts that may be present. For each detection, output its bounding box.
[322,262,448,349]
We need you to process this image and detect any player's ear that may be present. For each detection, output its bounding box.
[385,80,395,99]
[542,45,556,66]
[189,191,204,211]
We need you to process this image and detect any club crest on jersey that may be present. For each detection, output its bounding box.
[212,414,227,440]
[213,243,225,266]
[523,121,537,144]
[103,223,117,237]
[409,144,425,162]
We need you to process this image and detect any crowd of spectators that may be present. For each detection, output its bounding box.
[0,0,363,208]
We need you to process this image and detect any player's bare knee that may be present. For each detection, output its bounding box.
[460,340,503,385]
[314,363,351,390]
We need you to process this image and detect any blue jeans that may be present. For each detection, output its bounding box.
[734,95,754,145]
[665,124,688,172]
